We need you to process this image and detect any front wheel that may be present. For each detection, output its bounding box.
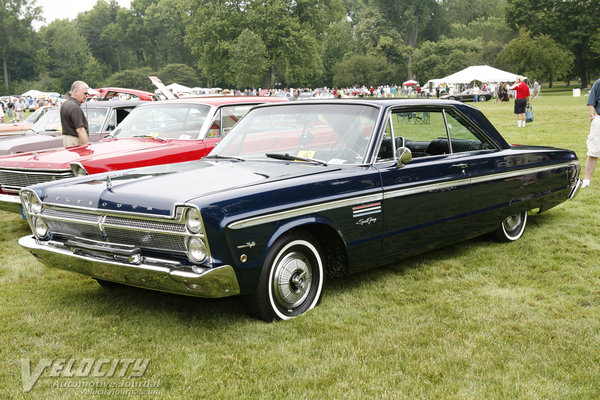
[247,232,324,321]
[495,211,528,241]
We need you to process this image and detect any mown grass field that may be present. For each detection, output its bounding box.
[1,89,599,399]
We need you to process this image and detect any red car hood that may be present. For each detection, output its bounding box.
[0,138,219,172]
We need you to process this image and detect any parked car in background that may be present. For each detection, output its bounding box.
[441,89,493,102]
[94,87,157,101]
[17,99,581,321]
[0,101,140,156]
[0,106,52,137]
[0,97,285,213]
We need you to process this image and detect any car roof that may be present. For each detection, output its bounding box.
[135,96,287,107]
[82,100,143,108]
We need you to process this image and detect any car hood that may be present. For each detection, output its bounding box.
[0,122,32,133]
[0,138,189,170]
[32,160,339,217]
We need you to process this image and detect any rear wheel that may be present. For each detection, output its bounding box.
[247,232,324,321]
[495,211,528,241]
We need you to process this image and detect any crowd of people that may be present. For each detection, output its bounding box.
[0,95,62,123]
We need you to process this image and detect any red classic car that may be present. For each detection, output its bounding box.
[0,96,285,213]
[93,87,157,101]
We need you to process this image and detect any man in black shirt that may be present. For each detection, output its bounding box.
[60,81,89,147]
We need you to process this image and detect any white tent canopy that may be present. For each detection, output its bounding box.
[438,65,525,85]
[166,83,192,94]
[21,89,45,98]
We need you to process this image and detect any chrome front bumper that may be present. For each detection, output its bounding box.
[19,235,240,298]
[0,193,22,214]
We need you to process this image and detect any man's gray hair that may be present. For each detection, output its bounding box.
[70,80,89,93]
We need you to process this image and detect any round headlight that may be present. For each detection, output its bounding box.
[186,208,203,233]
[33,217,49,239]
[187,237,208,264]
[29,194,43,214]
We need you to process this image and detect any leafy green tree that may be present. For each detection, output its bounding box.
[0,0,41,90]
[77,0,122,73]
[332,54,394,87]
[497,29,573,87]
[411,38,484,83]
[505,0,600,87]
[320,19,354,87]
[371,0,440,79]
[36,19,98,91]
[157,63,199,87]
[441,0,506,25]
[229,30,269,89]
[103,66,155,91]
[185,0,344,88]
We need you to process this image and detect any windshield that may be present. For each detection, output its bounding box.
[111,104,211,140]
[30,109,61,132]
[212,104,380,165]
[23,106,48,124]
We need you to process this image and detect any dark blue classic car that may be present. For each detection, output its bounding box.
[18,100,581,321]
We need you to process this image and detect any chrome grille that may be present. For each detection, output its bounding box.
[0,169,74,192]
[104,216,186,233]
[39,206,189,253]
[103,227,187,252]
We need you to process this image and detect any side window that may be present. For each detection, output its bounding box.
[392,110,450,157]
[221,105,253,135]
[445,110,494,153]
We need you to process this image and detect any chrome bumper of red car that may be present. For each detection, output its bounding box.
[0,193,22,213]
[18,235,240,298]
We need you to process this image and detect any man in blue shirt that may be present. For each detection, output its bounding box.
[583,78,600,188]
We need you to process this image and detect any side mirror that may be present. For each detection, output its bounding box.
[396,147,412,168]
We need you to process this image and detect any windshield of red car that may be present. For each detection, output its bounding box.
[111,104,212,140]
[212,104,380,165]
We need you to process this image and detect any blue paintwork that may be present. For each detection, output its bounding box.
[23,100,580,295]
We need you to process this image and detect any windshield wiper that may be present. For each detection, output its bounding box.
[265,152,328,166]
[204,154,245,162]
[132,135,166,142]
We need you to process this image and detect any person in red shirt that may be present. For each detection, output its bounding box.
[511,76,530,127]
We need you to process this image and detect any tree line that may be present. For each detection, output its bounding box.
[1,0,598,95]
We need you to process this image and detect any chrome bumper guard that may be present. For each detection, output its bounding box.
[0,193,22,213]
[19,235,240,298]
[569,178,582,200]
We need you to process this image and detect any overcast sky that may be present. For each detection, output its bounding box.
[35,0,132,29]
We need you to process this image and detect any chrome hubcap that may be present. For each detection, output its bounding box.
[273,251,312,309]
[504,214,522,231]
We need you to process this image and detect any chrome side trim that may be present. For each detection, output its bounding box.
[469,163,577,185]
[228,193,384,230]
[228,161,577,230]
[19,235,239,298]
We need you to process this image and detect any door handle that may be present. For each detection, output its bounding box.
[451,163,468,175]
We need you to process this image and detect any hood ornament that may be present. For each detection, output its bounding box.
[106,175,113,191]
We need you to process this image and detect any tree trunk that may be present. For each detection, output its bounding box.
[2,46,8,90]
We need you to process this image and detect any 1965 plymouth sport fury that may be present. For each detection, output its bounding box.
[18,100,581,321]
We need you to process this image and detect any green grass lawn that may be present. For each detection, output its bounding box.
[2,91,600,399]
